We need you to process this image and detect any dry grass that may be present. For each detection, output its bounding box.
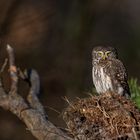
[63,92,140,140]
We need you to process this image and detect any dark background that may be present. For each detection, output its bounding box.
[0,0,140,139]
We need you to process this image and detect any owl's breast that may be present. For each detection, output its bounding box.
[92,66,113,94]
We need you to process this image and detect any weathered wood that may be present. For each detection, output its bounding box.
[0,45,73,140]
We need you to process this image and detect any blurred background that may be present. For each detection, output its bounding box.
[0,0,140,139]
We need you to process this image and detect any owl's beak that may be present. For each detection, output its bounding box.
[102,54,107,60]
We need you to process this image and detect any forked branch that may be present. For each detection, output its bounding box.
[0,45,73,140]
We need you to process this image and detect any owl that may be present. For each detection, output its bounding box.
[92,46,130,97]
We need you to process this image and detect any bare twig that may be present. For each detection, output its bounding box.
[7,44,18,93]
[132,127,138,140]
[63,96,75,109]
[26,69,47,118]
[0,58,8,74]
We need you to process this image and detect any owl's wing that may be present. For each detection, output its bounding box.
[113,59,128,80]
[107,59,130,96]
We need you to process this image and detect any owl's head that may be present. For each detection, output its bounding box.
[92,46,118,61]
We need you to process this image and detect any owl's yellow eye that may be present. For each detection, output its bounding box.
[97,51,103,57]
[105,51,111,57]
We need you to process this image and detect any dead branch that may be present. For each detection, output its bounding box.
[0,45,73,140]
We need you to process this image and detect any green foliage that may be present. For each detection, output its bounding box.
[128,78,140,108]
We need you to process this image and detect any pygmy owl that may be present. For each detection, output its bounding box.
[92,46,130,97]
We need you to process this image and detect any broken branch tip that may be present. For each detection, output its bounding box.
[7,44,13,51]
